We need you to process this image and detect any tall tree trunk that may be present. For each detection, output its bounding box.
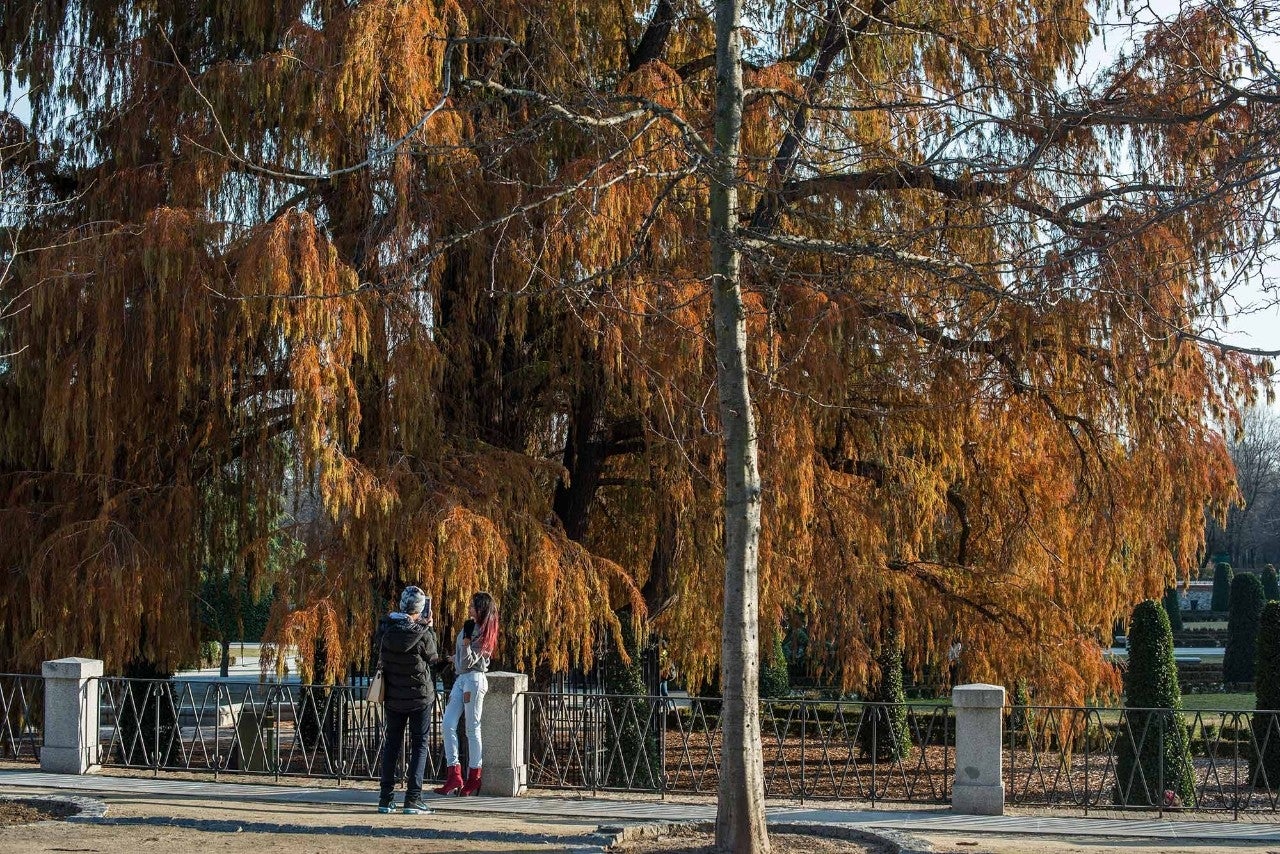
[711,0,769,851]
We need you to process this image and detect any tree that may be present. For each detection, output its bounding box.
[1115,600,1195,807]
[5,2,1280,848]
[1212,563,1235,613]
[1223,573,1265,685]
[1263,565,1280,601]
[1163,587,1184,634]
[1251,601,1280,789]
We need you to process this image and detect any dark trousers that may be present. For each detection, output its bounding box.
[381,705,430,800]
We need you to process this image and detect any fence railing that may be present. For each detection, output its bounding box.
[523,693,955,804]
[98,677,449,780]
[1006,705,1280,816]
[0,674,43,762]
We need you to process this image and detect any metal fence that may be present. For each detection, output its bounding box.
[98,677,450,780]
[1006,705,1280,817]
[0,674,43,762]
[523,693,955,804]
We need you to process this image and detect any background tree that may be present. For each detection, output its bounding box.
[1224,573,1265,685]
[1213,563,1236,613]
[1251,601,1280,789]
[1115,600,1196,807]
[1206,409,1280,567]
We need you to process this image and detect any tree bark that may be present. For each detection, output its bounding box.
[711,0,769,851]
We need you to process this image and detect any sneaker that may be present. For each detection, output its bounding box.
[402,796,430,815]
[377,796,396,814]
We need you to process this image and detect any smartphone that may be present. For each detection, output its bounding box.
[423,595,433,623]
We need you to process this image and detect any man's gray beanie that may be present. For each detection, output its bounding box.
[400,586,427,615]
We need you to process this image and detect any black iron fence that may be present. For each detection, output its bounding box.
[1006,705,1280,817]
[523,693,955,804]
[98,677,449,780]
[0,674,43,762]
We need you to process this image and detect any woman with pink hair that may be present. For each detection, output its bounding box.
[434,591,498,796]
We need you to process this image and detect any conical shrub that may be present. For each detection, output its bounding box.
[1212,562,1234,612]
[859,625,911,761]
[1114,600,1195,807]
[1163,587,1183,632]
[1224,573,1265,684]
[1263,564,1279,601]
[1250,602,1280,789]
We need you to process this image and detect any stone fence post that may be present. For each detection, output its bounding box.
[41,657,103,774]
[952,682,1005,815]
[480,671,528,796]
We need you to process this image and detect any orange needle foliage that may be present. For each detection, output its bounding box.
[1,0,1274,703]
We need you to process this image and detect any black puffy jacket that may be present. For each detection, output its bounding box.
[375,615,438,713]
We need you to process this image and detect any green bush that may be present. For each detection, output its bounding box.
[1251,602,1280,789]
[1223,573,1265,684]
[1163,587,1183,632]
[1263,565,1280,601]
[759,633,791,699]
[1212,562,1234,612]
[601,619,661,790]
[1114,600,1195,807]
[858,626,910,761]
[1009,679,1034,748]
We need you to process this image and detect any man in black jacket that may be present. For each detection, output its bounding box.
[376,586,438,814]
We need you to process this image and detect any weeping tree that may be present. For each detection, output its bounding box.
[5,1,1280,850]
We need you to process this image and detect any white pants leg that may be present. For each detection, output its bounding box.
[442,677,465,766]
[465,672,488,768]
[443,671,489,767]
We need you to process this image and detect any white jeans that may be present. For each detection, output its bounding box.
[443,670,488,768]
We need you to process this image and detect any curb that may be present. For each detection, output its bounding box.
[598,819,932,853]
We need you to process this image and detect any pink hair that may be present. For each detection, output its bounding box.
[472,591,499,657]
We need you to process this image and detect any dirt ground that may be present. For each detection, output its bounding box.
[0,799,76,825]
[0,788,607,853]
[617,829,889,852]
[911,834,1280,854]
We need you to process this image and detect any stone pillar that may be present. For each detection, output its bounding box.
[952,682,1005,815]
[480,671,528,796]
[41,657,103,774]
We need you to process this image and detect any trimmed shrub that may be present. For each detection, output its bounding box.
[1251,602,1280,789]
[1263,564,1280,601]
[1115,600,1195,807]
[859,625,911,760]
[1163,587,1183,632]
[1212,562,1234,612]
[1224,573,1265,684]
[601,617,661,790]
[759,633,791,700]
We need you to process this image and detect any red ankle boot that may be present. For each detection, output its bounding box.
[459,766,482,796]
[434,764,463,796]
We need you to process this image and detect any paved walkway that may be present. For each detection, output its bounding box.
[4,770,1280,843]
